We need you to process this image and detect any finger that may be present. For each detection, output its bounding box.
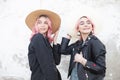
[80,53,82,56]
[66,34,72,39]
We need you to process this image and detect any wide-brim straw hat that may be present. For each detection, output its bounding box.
[25,9,61,33]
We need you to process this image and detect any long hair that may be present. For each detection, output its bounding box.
[75,16,95,39]
[30,15,53,43]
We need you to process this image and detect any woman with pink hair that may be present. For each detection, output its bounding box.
[25,10,61,80]
[61,16,106,80]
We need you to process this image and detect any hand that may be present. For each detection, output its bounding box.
[74,53,87,66]
[65,34,72,39]
[53,30,59,44]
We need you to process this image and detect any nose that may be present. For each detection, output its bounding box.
[40,23,45,27]
[84,23,88,27]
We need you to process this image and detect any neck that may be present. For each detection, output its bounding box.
[81,34,89,41]
[42,33,47,38]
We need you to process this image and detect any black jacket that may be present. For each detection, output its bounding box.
[28,33,61,80]
[61,35,106,80]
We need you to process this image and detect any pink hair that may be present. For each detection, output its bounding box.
[75,16,95,39]
[30,15,53,43]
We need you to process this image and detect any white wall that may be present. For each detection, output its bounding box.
[0,0,120,80]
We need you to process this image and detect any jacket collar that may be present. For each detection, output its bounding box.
[82,34,93,47]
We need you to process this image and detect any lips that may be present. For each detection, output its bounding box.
[83,28,90,30]
[40,28,46,30]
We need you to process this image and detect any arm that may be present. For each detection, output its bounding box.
[52,44,61,65]
[61,37,76,55]
[32,34,58,80]
[52,30,61,65]
[85,39,106,74]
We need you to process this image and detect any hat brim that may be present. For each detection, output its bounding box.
[25,9,61,33]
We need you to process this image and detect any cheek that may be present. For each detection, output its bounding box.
[37,24,41,27]
[78,26,83,31]
[45,26,49,30]
[90,25,93,30]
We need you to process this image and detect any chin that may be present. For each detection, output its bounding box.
[83,31,91,34]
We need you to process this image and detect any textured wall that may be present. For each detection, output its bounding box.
[0,0,120,80]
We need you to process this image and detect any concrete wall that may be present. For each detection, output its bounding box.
[0,0,120,80]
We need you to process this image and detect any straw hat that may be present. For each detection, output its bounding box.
[25,9,61,33]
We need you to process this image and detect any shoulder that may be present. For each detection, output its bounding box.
[90,35,103,43]
[32,33,43,39]
[31,33,44,42]
[90,35,98,40]
[90,35,105,48]
[70,40,82,47]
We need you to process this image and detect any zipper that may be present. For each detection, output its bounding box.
[85,70,88,80]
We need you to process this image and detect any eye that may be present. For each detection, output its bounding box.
[37,20,42,24]
[79,21,84,25]
[86,20,91,24]
[44,21,48,24]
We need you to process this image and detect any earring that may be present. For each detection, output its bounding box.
[77,32,80,36]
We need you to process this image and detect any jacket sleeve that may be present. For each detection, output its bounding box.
[85,39,106,74]
[60,37,75,55]
[53,44,61,65]
[31,34,58,80]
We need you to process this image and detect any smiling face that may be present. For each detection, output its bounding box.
[36,16,49,35]
[78,17,93,35]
